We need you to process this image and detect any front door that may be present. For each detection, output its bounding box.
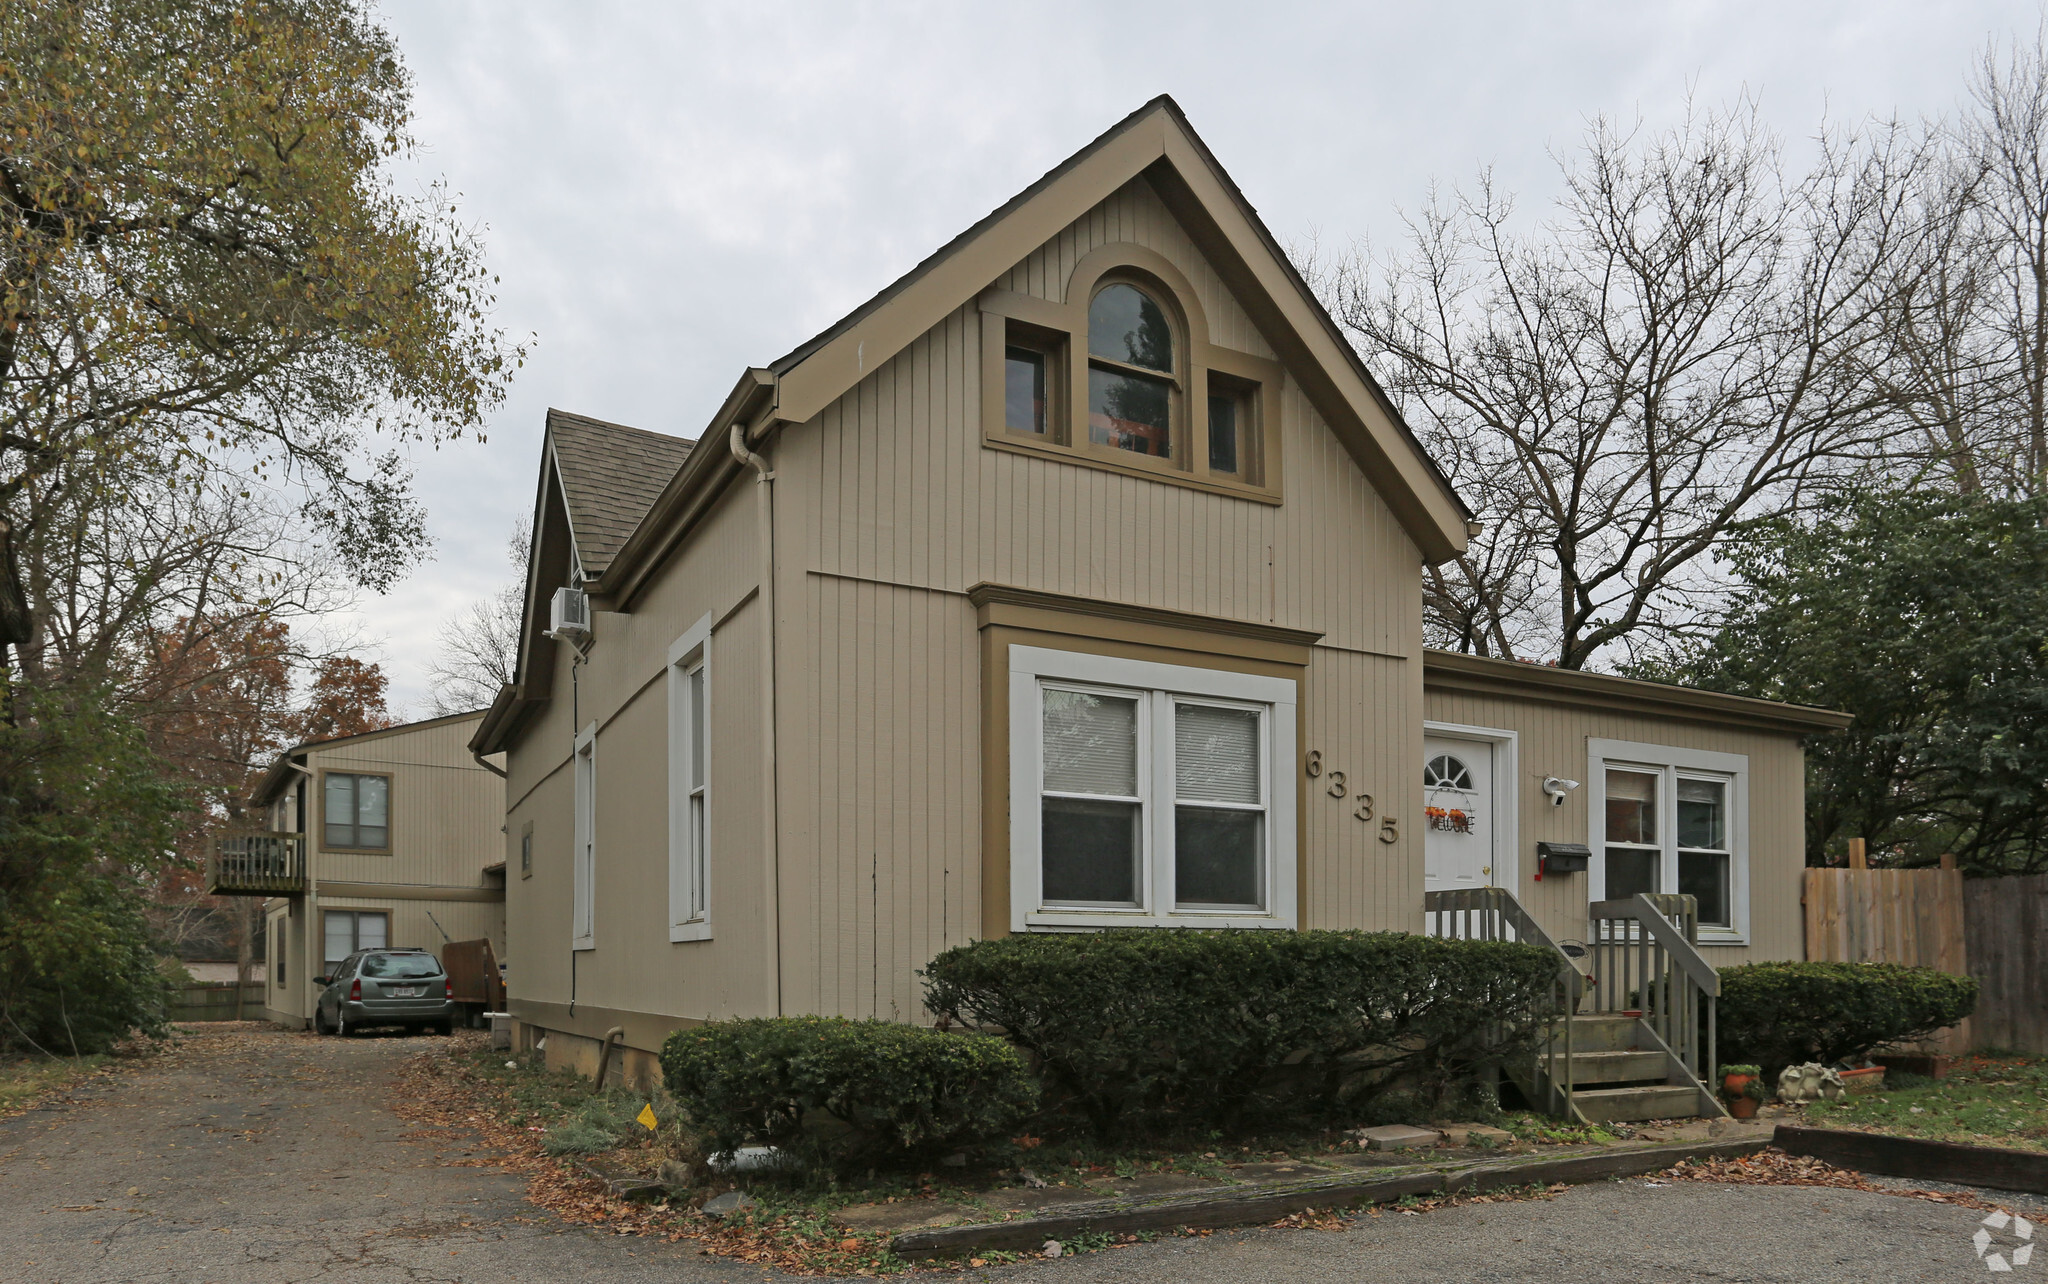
[1423,736,1494,893]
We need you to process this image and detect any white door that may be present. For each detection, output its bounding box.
[1423,736,1494,892]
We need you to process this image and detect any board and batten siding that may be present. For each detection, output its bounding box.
[1421,685,1808,965]
[505,476,772,1032]
[309,718,502,889]
[773,176,1430,1020]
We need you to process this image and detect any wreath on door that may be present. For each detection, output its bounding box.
[1424,753,1481,835]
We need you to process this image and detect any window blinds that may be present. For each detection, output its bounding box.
[1042,690,1138,796]
[1175,704,1260,804]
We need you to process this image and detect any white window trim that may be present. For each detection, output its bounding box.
[1586,738,1749,946]
[1421,721,1520,892]
[572,722,597,951]
[667,613,714,942]
[1008,644,1297,932]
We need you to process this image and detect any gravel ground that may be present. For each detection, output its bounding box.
[0,1024,2032,1283]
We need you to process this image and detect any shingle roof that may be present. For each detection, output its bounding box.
[546,409,696,577]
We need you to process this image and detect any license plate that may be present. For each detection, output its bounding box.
[391,985,423,997]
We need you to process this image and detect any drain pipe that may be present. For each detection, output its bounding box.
[594,1025,626,1090]
[729,420,783,1016]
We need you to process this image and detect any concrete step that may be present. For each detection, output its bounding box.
[1570,1084,1705,1123]
[1552,1050,1668,1086]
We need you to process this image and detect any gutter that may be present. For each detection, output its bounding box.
[729,404,785,1018]
[1421,650,1854,735]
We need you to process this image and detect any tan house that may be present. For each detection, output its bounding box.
[473,98,1849,1115]
[209,712,508,1028]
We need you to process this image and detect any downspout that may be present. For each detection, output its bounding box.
[730,420,783,1016]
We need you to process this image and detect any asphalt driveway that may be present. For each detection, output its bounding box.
[0,1024,2033,1283]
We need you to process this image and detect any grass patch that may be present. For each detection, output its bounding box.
[0,1055,108,1117]
[1805,1053,2048,1152]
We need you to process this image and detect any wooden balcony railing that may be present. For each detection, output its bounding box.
[208,831,307,896]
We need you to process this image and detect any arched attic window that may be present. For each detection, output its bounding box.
[1086,282,1177,458]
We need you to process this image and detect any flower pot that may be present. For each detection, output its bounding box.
[1722,1072,1760,1118]
[1839,1065,1887,1095]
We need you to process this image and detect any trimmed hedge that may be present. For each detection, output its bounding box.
[921,929,1562,1138]
[659,1016,1038,1169]
[1717,962,1978,1071]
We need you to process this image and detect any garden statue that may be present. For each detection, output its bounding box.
[1775,1062,1846,1104]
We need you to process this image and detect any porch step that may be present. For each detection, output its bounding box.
[1570,1084,1705,1124]
[1551,1049,1669,1086]
[1541,1014,1640,1053]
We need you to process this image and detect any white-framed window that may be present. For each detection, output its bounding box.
[1587,739,1749,944]
[1008,645,1297,932]
[667,613,713,942]
[572,723,596,951]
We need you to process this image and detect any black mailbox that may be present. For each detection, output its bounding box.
[1535,842,1591,880]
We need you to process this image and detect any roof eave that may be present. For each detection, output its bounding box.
[1421,649,1854,735]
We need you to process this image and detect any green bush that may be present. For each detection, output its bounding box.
[1718,962,1978,1071]
[921,929,1562,1139]
[659,1016,1038,1170]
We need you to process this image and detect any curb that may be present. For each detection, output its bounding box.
[1775,1124,2048,1196]
[890,1137,1771,1257]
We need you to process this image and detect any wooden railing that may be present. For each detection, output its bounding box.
[1424,886,1585,1120]
[208,831,307,896]
[1588,893,1719,1091]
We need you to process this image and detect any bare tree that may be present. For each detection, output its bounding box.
[1870,28,2048,498]
[1314,102,1926,667]
[427,518,528,715]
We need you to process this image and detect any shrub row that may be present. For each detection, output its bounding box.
[659,1016,1037,1170]
[923,929,1562,1139]
[659,931,1564,1167]
[1716,961,1978,1071]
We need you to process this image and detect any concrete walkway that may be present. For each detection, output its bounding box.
[0,1025,2031,1282]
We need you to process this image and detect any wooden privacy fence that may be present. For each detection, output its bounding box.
[1802,867,1971,1053]
[1962,874,2048,1054]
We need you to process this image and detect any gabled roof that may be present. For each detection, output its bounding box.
[545,409,696,578]
[474,96,1475,757]
[250,709,489,807]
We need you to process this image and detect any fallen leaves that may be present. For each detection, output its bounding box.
[1660,1147,2003,1212]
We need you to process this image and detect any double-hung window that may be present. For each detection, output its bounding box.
[1010,646,1296,931]
[323,909,387,973]
[1588,740,1748,943]
[323,772,389,850]
[667,614,713,941]
[572,724,596,951]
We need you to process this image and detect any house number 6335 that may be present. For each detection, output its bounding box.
[1305,750,1399,843]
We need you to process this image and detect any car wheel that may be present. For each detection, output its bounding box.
[435,1020,454,1037]
[338,1011,354,1038]
[314,1007,330,1035]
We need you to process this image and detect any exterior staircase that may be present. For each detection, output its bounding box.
[1426,887,1727,1125]
[1514,1013,1723,1123]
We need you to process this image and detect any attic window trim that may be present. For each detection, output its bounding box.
[977,243,1285,505]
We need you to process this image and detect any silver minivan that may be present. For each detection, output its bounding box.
[313,948,454,1037]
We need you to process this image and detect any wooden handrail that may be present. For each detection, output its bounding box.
[1589,895,1721,995]
[1424,885,1586,1120]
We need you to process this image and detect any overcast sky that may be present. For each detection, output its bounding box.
[356,0,2041,714]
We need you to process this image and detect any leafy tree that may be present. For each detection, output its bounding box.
[0,688,185,1055]
[1656,491,2048,873]
[0,0,522,671]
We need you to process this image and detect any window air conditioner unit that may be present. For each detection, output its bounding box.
[548,586,591,641]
